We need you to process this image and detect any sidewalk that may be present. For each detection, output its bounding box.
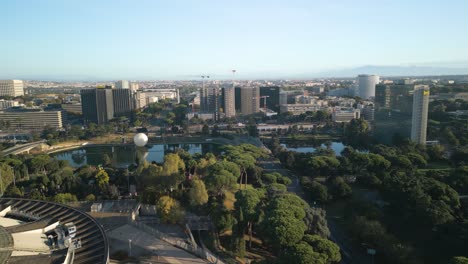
[108,224,207,264]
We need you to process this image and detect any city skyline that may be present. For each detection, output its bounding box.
[2,0,468,80]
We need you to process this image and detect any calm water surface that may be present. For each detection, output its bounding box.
[281,141,346,155]
[53,143,219,167]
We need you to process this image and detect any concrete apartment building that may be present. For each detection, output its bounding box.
[0,109,65,130]
[0,99,20,110]
[411,85,430,144]
[61,103,82,114]
[81,88,135,124]
[280,104,325,115]
[112,88,135,117]
[129,82,139,93]
[221,86,236,118]
[115,80,130,89]
[81,89,114,124]
[332,108,361,122]
[0,80,24,97]
[240,87,260,115]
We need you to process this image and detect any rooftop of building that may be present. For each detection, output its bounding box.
[0,198,109,264]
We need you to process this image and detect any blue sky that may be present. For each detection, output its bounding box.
[1,0,468,80]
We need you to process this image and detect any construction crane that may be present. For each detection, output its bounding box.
[252,95,270,112]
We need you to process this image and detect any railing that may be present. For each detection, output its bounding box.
[8,210,41,221]
[130,220,224,264]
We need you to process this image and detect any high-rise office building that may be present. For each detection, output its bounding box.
[374,83,415,144]
[112,89,134,117]
[135,91,147,109]
[375,84,413,112]
[115,80,130,89]
[357,75,379,99]
[235,87,242,112]
[0,80,24,97]
[260,86,280,112]
[81,87,135,124]
[279,92,288,105]
[200,86,220,120]
[81,88,114,124]
[222,87,236,118]
[129,82,139,93]
[240,87,259,115]
[411,85,430,144]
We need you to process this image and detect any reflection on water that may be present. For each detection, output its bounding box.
[281,141,346,156]
[53,143,219,168]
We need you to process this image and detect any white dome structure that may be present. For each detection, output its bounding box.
[133,133,148,147]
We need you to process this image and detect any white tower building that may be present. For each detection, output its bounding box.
[115,80,130,89]
[0,80,24,97]
[357,75,379,99]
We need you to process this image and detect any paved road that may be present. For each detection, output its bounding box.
[259,158,370,264]
[1,140,45,155]
[108,224,207,264]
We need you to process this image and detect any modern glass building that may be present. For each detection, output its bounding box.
[373,83,414,144]
[260,86,280,112]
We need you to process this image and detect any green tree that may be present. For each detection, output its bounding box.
[427,144,445,161]
[85,194,96,201]
[450,257,468,264]
[303,234,341,263]
[202,124,210,135]
[344,118,370,147]
[205,169,238,195]
[161,153,186,189]
[95,168,110,189]
[303,179,329,203]
[261,194,309,249]
[157,195,184,223]
[188,177,209,206]
[4,185,23,198]
[102,154,112,166]
[162,153,186,176]
[327,177,352,200]
[262,173,278,184]
[30,155,50,174]
[234,189,263,248]
[280,241,327,264]
[52,193,78,203]
[0,164,14,194]
[29,189,45,200]
[308,156,340,177]
[262,214,307,249]
[304,207,330,238]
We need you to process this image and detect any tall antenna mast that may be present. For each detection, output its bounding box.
[232,69,236,88]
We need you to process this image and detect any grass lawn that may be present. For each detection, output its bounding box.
[419,161,452,171]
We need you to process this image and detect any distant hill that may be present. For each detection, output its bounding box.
[313,65,468,78]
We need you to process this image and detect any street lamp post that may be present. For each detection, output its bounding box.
[367,248,376,264]
[0,170,3,197]
[128,239,132,257]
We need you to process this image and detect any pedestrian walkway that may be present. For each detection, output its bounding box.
[108,224,207,264]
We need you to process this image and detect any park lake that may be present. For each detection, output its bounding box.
[53,140,347,168]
